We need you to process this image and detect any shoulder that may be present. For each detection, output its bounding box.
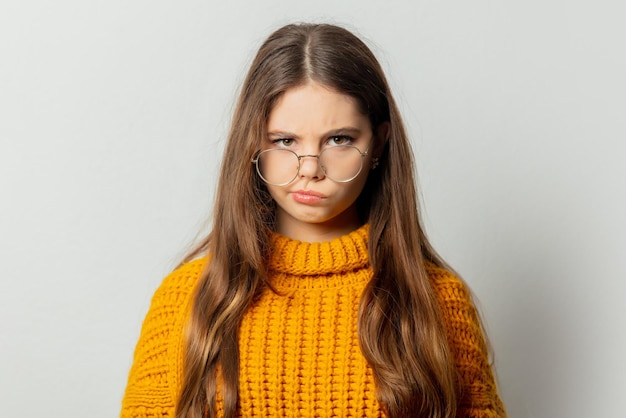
[142,257,208,329]
[425,262,472,307]
[151,257,208,305]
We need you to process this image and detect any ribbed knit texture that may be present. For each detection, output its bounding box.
[121,225,506,417]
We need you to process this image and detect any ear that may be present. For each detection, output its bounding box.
[373,122,390,158]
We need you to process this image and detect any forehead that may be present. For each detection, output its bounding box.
[267,82,370,133]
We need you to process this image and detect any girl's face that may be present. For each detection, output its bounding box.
[262,81,376,242]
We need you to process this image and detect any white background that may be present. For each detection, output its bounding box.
[1,1,624,417]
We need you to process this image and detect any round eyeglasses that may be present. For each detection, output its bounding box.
[251,145,369,186]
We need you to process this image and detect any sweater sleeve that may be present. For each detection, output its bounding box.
[120,259,205,418]
[428,266,507,418]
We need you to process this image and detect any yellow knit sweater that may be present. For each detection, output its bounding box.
[121,225,506,417]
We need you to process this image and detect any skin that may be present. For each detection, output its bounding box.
[263,81,385,242]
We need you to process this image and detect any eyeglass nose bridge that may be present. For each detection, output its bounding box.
[296,153,322,161]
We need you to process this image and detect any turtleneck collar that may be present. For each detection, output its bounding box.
[268,224,370,278]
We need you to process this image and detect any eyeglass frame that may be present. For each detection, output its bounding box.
[251,144,370,186]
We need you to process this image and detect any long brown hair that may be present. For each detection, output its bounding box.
[176,23,458,418]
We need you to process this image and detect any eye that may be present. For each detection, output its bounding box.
[271,138,295,147]
[328,135,354,146]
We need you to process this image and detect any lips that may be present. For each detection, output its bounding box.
[291,189,325,204]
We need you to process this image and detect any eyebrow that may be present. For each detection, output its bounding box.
[267,131,299,139]
[266,127,363,139]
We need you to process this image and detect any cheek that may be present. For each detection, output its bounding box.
[344,171,371,201]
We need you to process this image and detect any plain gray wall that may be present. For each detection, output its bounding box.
[1,1,624,417]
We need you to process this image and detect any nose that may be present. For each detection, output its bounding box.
[298,154,325,179]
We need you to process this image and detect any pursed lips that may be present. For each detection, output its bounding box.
[291,189,326,204]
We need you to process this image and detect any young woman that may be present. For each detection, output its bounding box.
[121,23,506,418]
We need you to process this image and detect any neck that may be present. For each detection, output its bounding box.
[275,205,362,242]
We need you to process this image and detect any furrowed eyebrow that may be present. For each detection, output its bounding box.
[323,127,362,137]
[266,127,363,139]
[267,131,299,139]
